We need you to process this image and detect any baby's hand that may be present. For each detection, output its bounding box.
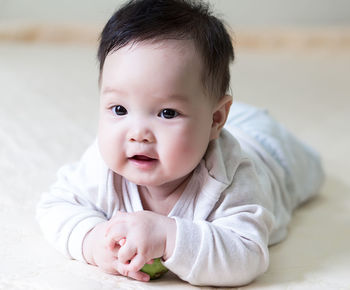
[82,221,149,281]
[105,211,176,277]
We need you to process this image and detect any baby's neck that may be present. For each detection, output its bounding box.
[138,173,192,216]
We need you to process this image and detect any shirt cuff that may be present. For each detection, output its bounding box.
[163,217,202,280]
[67,216,106,262]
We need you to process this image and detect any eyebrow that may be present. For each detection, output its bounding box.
[102,87,190,103]
[101,87,124,96]
[155,93,190,103]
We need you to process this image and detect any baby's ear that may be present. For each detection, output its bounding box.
[210,95,233,140]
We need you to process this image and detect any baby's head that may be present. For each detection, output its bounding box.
[97,0,234,187]
[98,0,234,101]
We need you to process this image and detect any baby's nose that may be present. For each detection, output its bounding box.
[127,126,155,143]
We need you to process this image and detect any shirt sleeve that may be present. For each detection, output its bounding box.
[36,142,110,262]
[163,158,275,287]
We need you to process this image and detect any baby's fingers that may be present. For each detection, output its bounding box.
[128,270,150,282]
[126,254,148,273]
[118,241,137,264]
[113,260,150,282]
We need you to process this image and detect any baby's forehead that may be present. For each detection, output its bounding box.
[100,38,212,103]
[104,39,204,78]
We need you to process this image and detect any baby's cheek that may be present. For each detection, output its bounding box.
[98,125,124,171]
[180,126,208,157]
[166,136,201,171]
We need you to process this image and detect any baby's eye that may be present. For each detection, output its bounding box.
[112,105,127,116]
[158,109,179,119]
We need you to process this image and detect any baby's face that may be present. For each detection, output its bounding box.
[98,39,216,187]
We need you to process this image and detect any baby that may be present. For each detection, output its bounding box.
[36,0,324,287]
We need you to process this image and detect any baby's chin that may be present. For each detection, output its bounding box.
[118,173,168,187]
[112,167,191,189]
[123,174,184,189]
[128,178,169,187]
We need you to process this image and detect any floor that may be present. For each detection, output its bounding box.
[0,41,349,289]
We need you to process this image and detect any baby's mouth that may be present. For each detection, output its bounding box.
[128,155,158,169]
[129,155,157,161]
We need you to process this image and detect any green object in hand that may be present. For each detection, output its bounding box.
[141,258,168,280]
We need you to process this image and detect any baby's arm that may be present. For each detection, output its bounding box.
[161,161,275,287]
[36,142,108,262]
[164,205,274,287]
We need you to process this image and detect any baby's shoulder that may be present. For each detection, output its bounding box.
[204,128,248,185]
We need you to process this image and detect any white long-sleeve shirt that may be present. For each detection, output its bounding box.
[36,124,323,286]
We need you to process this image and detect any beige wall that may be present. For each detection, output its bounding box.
[1,0,349,28]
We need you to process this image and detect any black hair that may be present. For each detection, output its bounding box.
[97,0,234,100]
